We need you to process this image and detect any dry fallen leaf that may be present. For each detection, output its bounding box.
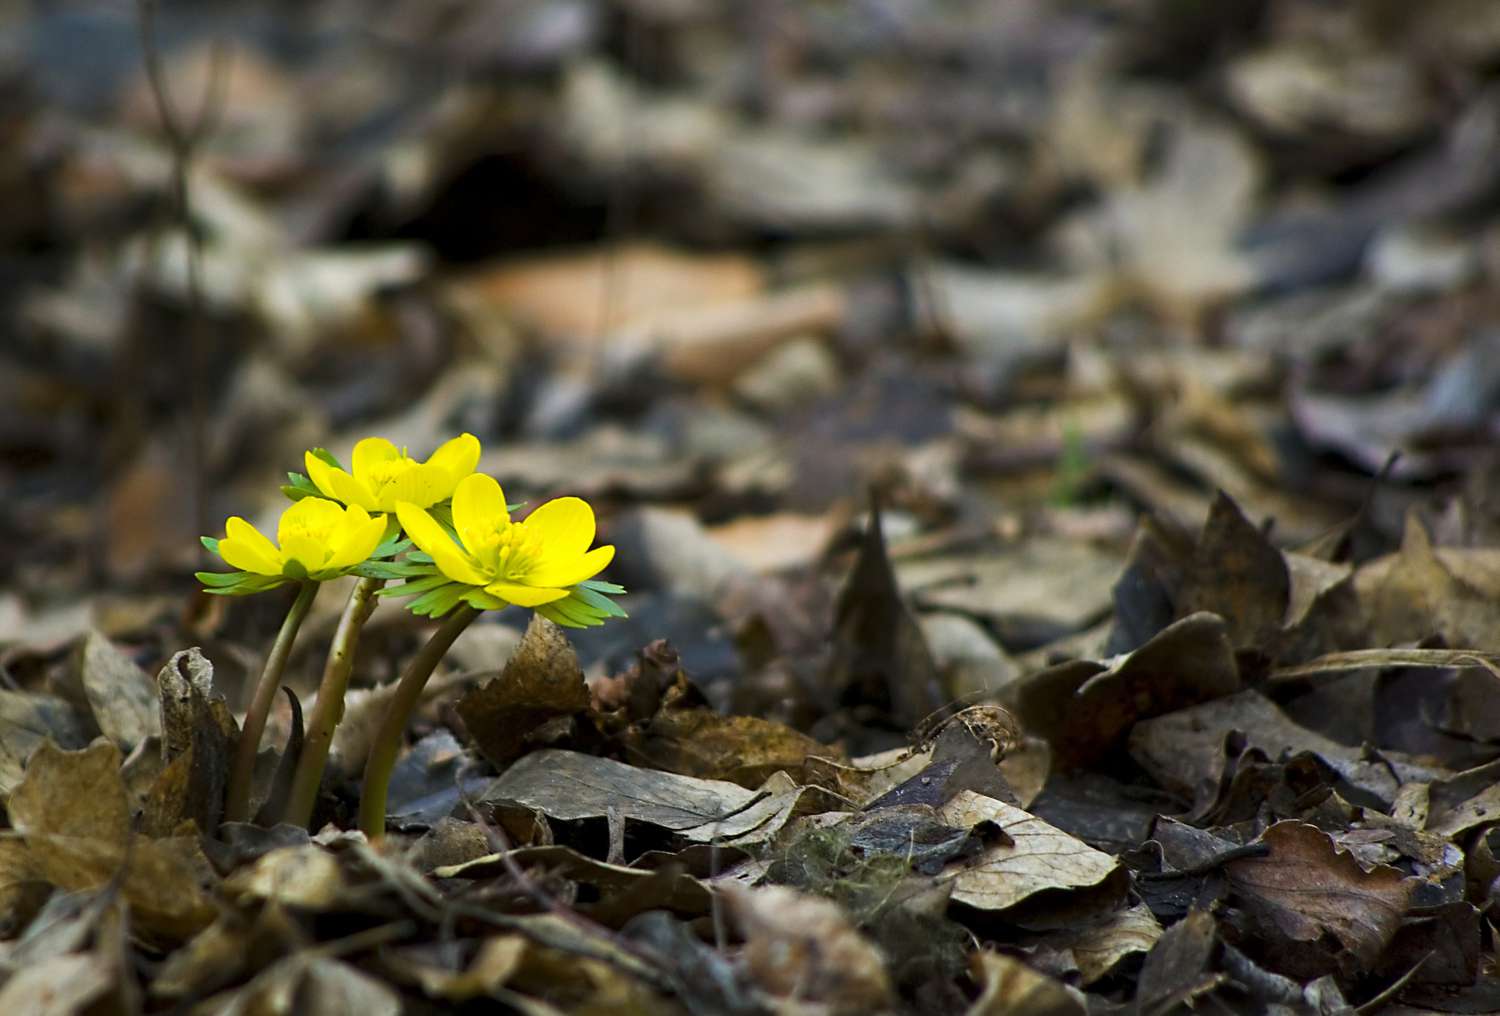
[965,950,1084,1016]
[9,739,217,940]
[937,791,1124,916]
[1225,820,1415,980]
[456,615,589,767]
[725,884,893,1015]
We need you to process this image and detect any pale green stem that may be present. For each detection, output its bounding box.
[224,580,319,824]
[358,604,479,839]
[282,576,383,829]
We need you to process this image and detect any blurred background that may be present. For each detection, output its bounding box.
[6,0,1500,714]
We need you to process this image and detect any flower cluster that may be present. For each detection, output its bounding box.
[198,433,623,626]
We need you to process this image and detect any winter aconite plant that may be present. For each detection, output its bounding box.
[195,433,624,834]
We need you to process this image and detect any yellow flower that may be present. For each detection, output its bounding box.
[305,433,480,513]
[215,498,387,581]
[396,474,614,608]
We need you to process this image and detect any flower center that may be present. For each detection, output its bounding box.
[365,455,417,495]
[470,519,543,580]
[280,518,335,565]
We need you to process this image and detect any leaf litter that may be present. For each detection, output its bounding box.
[10,1,1500,1012]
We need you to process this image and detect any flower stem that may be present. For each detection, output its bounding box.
[358,604,479,839]
[282,576,383,829]
[224,580,319,824]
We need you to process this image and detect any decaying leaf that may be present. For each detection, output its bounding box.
[1134,909,1226,1016]
[622,708,833,788]
[145,648,237,834]
[1225,820,1415,979]
[435,844,711,926]
[0,691,93,798]
[725,884,893,1015]
[826,501,945,730]
[1032,903,1163,986]
[1014,612,1240,769]
[937,791,1124,917]
[1177,491,1290,651]
[457,615,589,768]
[75,631,160,752]
[222,844,348,911]
[482,748,763,836]
[202,955,402,1016]
[9,740,217,940]
[965,950,1084,1016]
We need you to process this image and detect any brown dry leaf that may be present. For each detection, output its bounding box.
[9,740,216,940]
[456,615,589,768]
[1225,820,1415,980]
[146,648,237,834]
[620,708,831,788]
[1178,491,1290,650]
[1358,511,1500,647]
[679,770,841,849]
[0,952,116,1016]
[1013,612,1241,770]
[0,839,49,936]
[936,791,1124,915]
[380,935,527,1004]
[1129,689,1432,811]
[222,845,347,911]
[965,951,1083,1016]
[74,631,160,753]
[865,712,1021,811]
[899,537,1124,646]
[1036,903,1164,986]
[204,955,402,1016]
[703,512,838,574]
[448,241,763,353]
[482,748,762,835]
[725,884,893,1016]
[434,844,711,926]
[1100,114,1261,327]
[826,502,945,730]
[1134,909,1226,1016]
[803,746,935,808]
[0,690,93,797]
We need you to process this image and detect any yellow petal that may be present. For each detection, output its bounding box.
[219,517,283,575]
[525,544,615,588]
[306,454,377,510]
[278,497,343,546]
[482,580,569,607]
[519,497,595,559]
[396,502,491,586]
[374,463,452,511]
[325,508,387,571]
[351,437,402,480]
[452,473,509,550]
[424,433,481,487]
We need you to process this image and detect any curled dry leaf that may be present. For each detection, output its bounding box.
[1036,903,1164,986]
[147,648,238,834]
[456,615,589,768]
[1014,612,1240,770]
[937,791,1124,916]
